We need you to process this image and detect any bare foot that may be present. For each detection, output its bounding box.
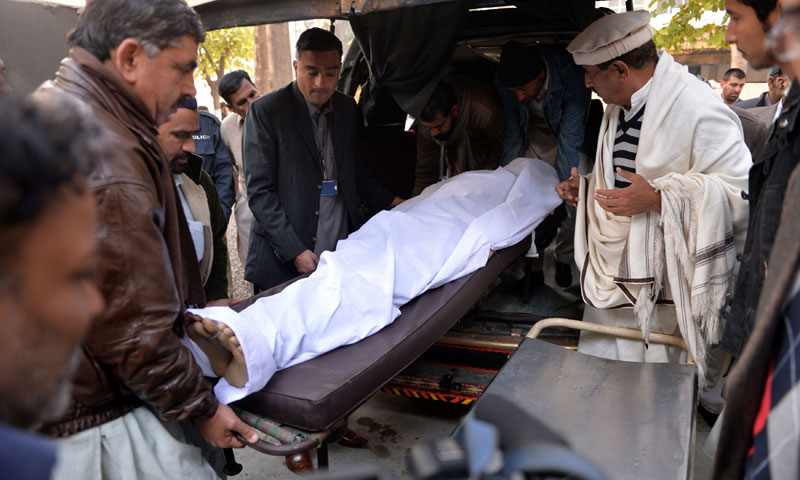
[217,325,249,388]
[185,312,233,378]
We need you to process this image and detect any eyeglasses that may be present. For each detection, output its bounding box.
[766,13,800,62]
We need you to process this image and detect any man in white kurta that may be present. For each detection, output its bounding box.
[557,11,750,384]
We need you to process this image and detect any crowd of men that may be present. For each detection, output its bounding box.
[0,0,799,478]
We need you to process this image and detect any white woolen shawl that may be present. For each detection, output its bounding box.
[575,52,750,383]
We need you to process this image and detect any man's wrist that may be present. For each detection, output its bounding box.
[193,394,220,422]
[651,188,662,213]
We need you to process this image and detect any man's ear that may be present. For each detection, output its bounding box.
[451,104,459,118]
[111,38,145,85]
[611,61,628,79]
[767,8,781,29]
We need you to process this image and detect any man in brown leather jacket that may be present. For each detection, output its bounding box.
[38,1,257,478]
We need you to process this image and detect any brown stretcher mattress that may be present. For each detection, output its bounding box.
[229,237,530,431]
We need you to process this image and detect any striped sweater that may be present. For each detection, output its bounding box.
[613,105,646,188]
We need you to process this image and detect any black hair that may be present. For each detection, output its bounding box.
[218,70,254,105]
[296,27,342,59]
[598,40,659,71]
[68,0,205,62]
[0,93,103,268]
[420,81,458,122]
[498,42,546,88]
[740,0,778,29]
[723,68,747,82]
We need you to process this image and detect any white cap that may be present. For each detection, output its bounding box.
[567,10,655,66]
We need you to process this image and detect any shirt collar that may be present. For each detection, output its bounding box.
[536,62,550,102]
[623,77,652,120]
[305,97,333,118]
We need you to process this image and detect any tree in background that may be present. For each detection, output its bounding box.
[196,26,255,112]
[650,0,726,52]
[254,23,293,95]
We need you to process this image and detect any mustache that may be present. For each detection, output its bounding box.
[434,132,450,141]
[172,95,191,109]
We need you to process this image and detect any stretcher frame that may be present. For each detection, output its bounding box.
[227,238,533,469]
[454,317,699,479]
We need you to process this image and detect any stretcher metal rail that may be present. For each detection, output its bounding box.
[229,238,532,466]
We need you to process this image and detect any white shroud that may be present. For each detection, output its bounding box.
[184,158,561,404]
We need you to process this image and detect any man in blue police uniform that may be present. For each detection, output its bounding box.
[194,109,235,219]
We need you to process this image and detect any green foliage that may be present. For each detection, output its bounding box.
[195,27,255,109]
[650,0,727,52]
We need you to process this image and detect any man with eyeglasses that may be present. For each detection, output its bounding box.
[243,27,402,293]
[712,1,800,478]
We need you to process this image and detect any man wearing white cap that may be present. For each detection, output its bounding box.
[556,10,751,386]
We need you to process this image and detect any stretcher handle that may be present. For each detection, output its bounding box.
[235,433,320,456]
[527,317,695,364]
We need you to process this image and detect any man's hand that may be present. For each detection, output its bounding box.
[594,168,661,216]
[294,249,319,273]
[197,403,259,448]
[556,167,580,207]
[389,196,405,208]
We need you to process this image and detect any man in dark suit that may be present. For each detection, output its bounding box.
[243,27,402,292]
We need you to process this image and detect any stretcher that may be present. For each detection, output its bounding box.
[455,318,698,480]
[227,236,532,467]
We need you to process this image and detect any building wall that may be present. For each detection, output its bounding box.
[0,0,79,95]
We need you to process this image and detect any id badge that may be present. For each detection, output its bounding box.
[321,179,338,196]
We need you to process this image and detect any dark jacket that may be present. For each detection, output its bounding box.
[731,105,772,160]
[0,424,56,480]
[494,44,591,180]
[195,110,235,219]
[736,91,772,109]
[243,82,393,290]
[185,153,230,301]
[723,82,800,358]
[711,156,800,479]
[414,78,505,195]
[40,48,217,437]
